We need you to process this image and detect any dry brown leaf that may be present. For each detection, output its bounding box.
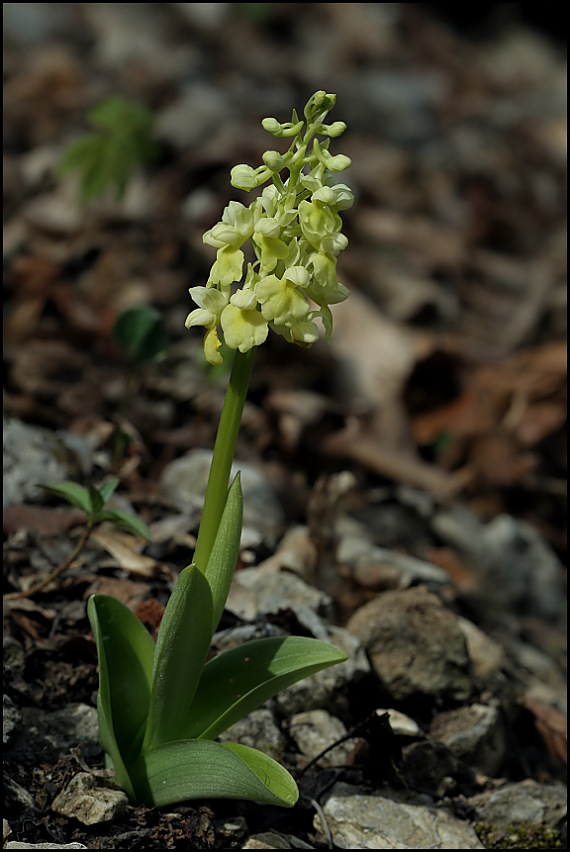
[3,505,86,537]
[524,695,567,767]
[91,525,157,577]
[324,426,466,500]
[468,433,538,487]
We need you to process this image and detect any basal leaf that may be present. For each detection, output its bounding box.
[203,474,243,631]
[87,594,155,799]
[134,738,298,808]
[144,565,213,749]
[41,482,92,516]
[185,636,348,740]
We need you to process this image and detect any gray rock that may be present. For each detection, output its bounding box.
[242,831,314,849]
[433,508,566,620]
[156,82,233,149]
[430,703,506,776]
[481,515,566,620]
[219,709,286,763]
[3,418,70,507]
[346,586,472,702]
[6,844,88,850]
[3,694,22,746]
[468,779,567,828]
[377,708,422,738]
[8,703,99,763]
[160,448,285,548]
[51,772,128,825]
[231,565,335,624]
[401,739,476,798]
[457,617,505,683]
[212,621,285,653]
[337,531,449,590]
[316,781,484,849]
[288,709,358,768]
[3,637,26,679]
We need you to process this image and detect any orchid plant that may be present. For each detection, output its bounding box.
[87,91,353,809]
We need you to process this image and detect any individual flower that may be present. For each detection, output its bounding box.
[256,268,310,327]
[309,252,350,305]
[185,286,230,366]
[298,198,347,255]
[203,201,254,248]
[207,246,245,289]
[220,289,268,353]
[272,318,320,346]
[185,286,228,329]
[252,218,289,272]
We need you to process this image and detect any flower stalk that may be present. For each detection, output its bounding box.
[192,347,256,572]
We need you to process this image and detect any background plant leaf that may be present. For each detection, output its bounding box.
[97,508,152,541]
[112,307,170,365]
[40,482,93,517]
[59,96,159,203]
[97,478,120,504]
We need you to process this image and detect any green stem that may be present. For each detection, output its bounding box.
[193,347,256,572]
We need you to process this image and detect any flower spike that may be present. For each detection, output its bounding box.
[187,91,353,365]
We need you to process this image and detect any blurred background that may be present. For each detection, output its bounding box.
[3,3,567,557]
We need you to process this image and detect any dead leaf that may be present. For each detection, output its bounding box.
[468,433,538,487]
[91,525,157,577]
[524,695,567,767]
[324,425,466,500]
[3,505,86,537]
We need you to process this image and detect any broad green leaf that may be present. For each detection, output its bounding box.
[41,482,92,516]
[87,594,155,799]
[97,509,152,541]
[144,565,213,749]
[221,742,298,806]
[133,739,298,808]
[185,636,348,740]
[203,474,243,631]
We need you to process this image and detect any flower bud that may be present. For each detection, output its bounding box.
[262,150,286,171]
[261,117,282,135]
[326,153,351,172]
[319,121,347,138]
[304,91,336,122]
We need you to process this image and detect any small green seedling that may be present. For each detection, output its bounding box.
[60,95,159,203]
[4,479,151,600]
[87,91,353,809]
[42,479,151,540]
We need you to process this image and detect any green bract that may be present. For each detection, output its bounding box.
[88,476,347,807]
[186,90,353,366]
